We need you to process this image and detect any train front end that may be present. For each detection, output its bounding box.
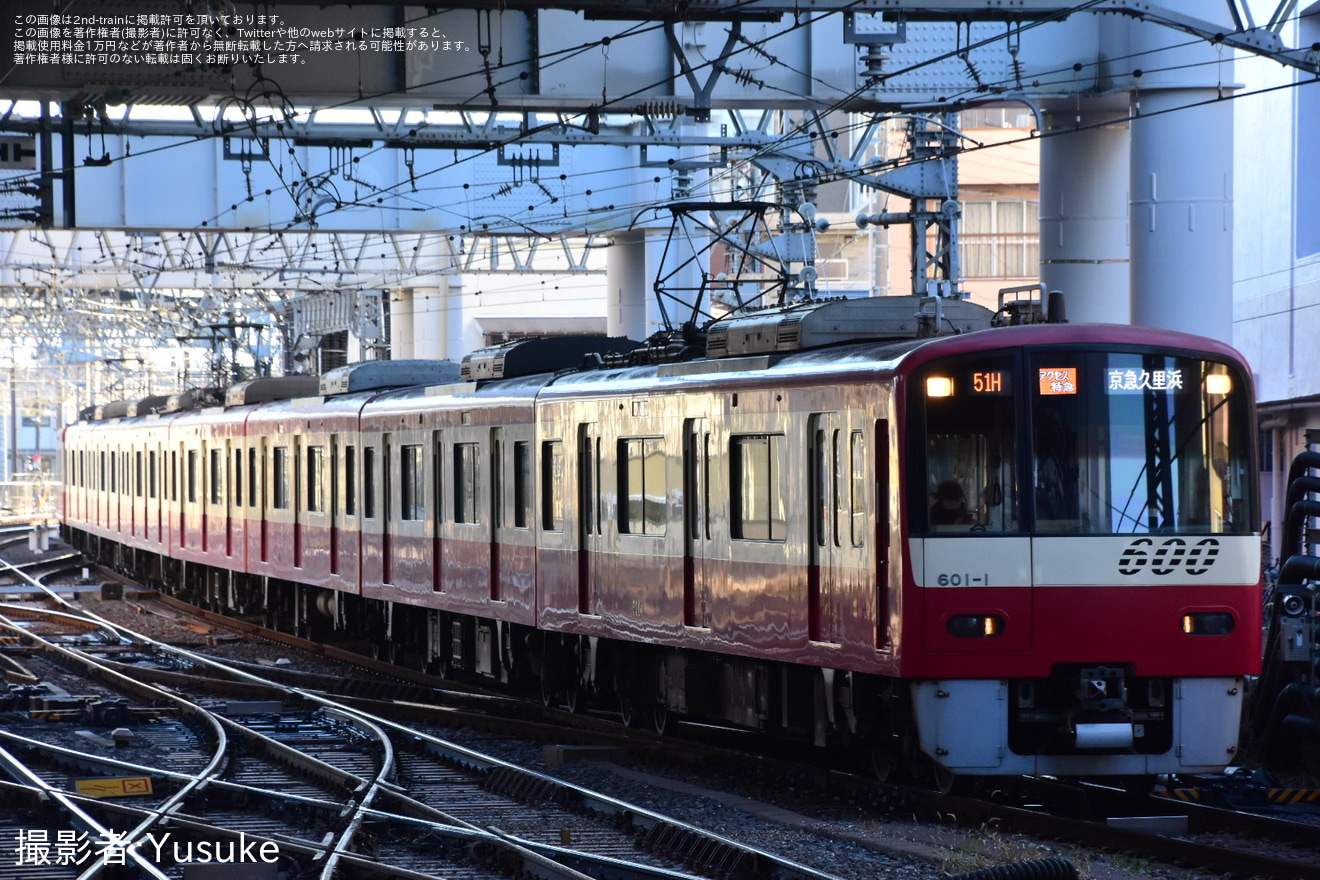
[901,325,1261,777]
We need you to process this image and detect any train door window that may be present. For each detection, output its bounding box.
[513,440,531,529]
[454,442,480,524]
[246,448,257,508]
[307,446,326,513]
[345,445,357,516]
[619,437,666,536]
[731,433,787,541]
[210,448,222,505]
[812,424,842,548]
[233,448,242,508]
[148,451,157,499]
[135,451,144,497]
[916,355,1019,533]
[542,440,564,531]
[100,451,106,491]
[850,431,867,547]
[401,444,424,520]
[273,446,290,510]
[187,450,198,503]
[363,446,376,519]
[490,430,504,528]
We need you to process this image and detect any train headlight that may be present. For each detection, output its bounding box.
[926,376,954,398]
[1180,612,1235,635]
[947,614,1005,638]
[1204,373,1232,395]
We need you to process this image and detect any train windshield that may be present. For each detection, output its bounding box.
[914,348,1255,536]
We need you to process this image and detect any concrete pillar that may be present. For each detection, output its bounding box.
[1126,4,1235,341]
[1039,103,1131,324]
[390,288,415,360]
[412,286,446,359]
[1129,90,1233,341]
[606,230,648,341]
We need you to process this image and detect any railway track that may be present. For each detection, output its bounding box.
[0,559,856,880]
[7,546,1320,878]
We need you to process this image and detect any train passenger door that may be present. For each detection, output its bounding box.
[808,413,844,643]
[683,418,712,629]
[577,423,601,615]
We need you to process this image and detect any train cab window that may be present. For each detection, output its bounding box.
[400,444,423,520]
[513,441,531,529]
[619,437,666,536]
[345,445,357,516]
[916,356,1019,534]
[1029,352,1254,534]
[273,446,290,510]
[307,445,327,513]
[731,433,787,541]
[542,440,564,531]
[454,442,480,524]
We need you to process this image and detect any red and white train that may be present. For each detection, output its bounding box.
[61,295,1262,783]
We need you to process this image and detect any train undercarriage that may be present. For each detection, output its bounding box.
[70,529,1218,789]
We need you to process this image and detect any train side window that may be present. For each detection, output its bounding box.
[345,445,357,516]
[307,445,326,513]
[454,442,480,524]
[619,437,666,535]
[401,444,424,520]
[513,440,531,529]
[731,433,787,542]
[541,440,564,531]
[272,446,290,510]
[363,446,376,519]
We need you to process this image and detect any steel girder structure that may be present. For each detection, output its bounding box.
[1,0,1316,389]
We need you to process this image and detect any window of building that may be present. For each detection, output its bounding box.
[731,433,787,541]
[454,442,480,524]
[542,440,564,531]
[619,437,666,535]
[961,200,1040,279]
[401,444,424,520]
